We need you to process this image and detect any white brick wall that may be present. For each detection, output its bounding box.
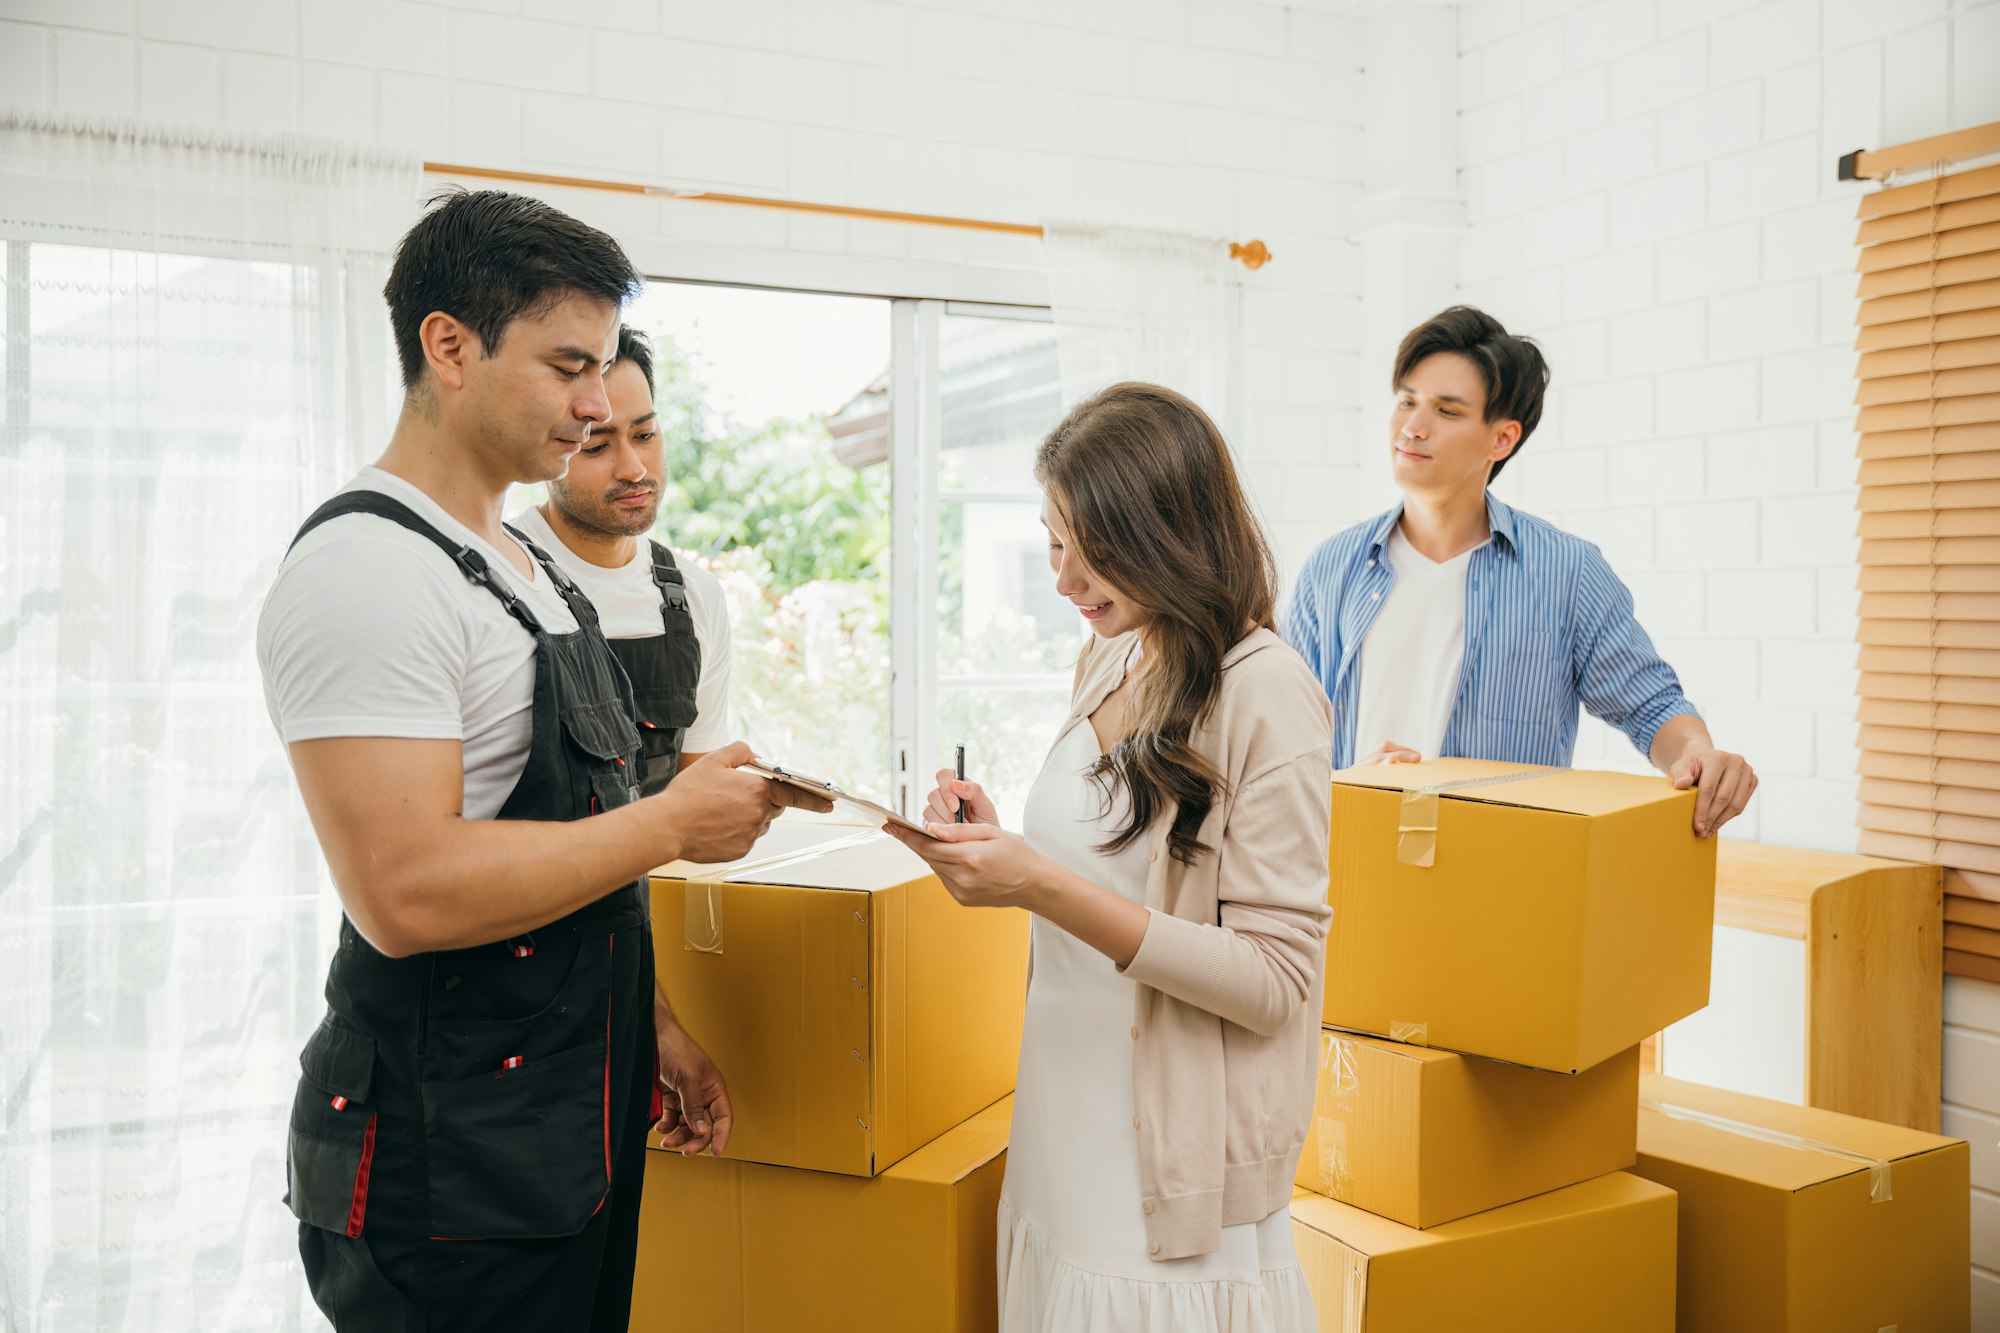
[0,0,1367,576]
[1457,0,1998,846]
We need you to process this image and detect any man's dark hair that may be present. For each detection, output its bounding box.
[1392,305,1550,483]
[613,325,656,397]
[383,188,645,390]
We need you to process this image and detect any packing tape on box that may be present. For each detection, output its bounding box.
[1396,766,1567,867]
[1306,1031,1363,1199]
[1640,1098,1894,1204]
[1388,1019,1428,1046]
[681,828,885,953]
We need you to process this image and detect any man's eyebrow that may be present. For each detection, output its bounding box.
[1396,382,1471,406]
[550,345,602,365]
[586,410,658,438]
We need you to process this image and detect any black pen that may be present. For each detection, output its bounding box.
[954,744,967,823]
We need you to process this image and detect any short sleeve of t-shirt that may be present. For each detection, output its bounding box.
[258,530,472,744]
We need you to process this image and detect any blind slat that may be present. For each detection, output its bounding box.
[1855,590,2000,620]
[1856,305,2000,351]
[1856,478,2000,511]
[1858,750,2000,788]
[1848,512,1992,544]
[1856,450,2000,486]
[1856,672,2000,705]
[1854,364,2000,404]
[1857,162,2000,220]
[1856,219,2000,274]
[1855,561,2000,592]
[1857,193,2000,246]
[1860,804,2000,846]
[1856,644,2000,674]
[1858,829,2000,873]
[1859,778,2000,817]
[1858,723,2000,758]
[1856,250,2000,301]
[1857,422,1997,459]
[1858,699,2000,734]
[1856,335,2000,379]
[1857,277,2000,326]
[1855,391,2000,431]
[1948,867,2000,902]
[1856,535,2000,566]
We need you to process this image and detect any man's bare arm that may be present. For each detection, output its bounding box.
[290,737,826,957]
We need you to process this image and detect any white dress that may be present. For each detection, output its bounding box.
[997,717,1316,1333]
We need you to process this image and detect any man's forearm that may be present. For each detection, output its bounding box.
[330,800,679,957]
[1648,713,1711,774]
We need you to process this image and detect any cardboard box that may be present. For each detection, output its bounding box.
[1297,1029,1639,1228]
[1634,1073,1971,1332]
[651,821,1028,1176]
[631,1094,1010,1333]
[1291,1171,1677,1331]
[1324,759,1716,1073]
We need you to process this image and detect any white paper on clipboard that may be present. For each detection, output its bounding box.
[743,762,938,838]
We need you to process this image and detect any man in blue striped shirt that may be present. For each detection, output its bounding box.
[1284,306,1756,838]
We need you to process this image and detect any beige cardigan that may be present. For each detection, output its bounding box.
[1053,626,1333,1262]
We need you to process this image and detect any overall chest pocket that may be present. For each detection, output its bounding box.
[562,697,641,814]
[286,1015,380,1238]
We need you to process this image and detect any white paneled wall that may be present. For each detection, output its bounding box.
[0,0,1373,570]
[1454,0,2000,1314]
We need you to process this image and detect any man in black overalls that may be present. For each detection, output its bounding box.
[509,327,718,800]
[257,190,827,1331]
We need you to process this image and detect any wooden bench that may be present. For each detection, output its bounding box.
[1643,840,1944,1132]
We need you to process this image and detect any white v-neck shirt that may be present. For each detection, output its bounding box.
[1352,525,1485,762]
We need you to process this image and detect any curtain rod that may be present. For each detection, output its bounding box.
[423,160,1274,271]
[1839,120,2000,182]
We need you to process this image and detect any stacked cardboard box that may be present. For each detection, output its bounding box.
[631,822,1030,1332]
[1634,1073,1970,1332]
[1292,760,1716,1330]
[632,1095,1013,1333]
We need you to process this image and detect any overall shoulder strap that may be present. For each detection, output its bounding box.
[289,490,544,635]
[646,540,690,614]
[505,523,604,633]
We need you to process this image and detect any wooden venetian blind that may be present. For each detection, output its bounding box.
[1850,153,2000,982]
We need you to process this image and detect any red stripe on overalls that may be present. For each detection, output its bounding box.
[346,1113,378,1238]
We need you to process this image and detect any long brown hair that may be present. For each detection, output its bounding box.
[1036,382,1279,866]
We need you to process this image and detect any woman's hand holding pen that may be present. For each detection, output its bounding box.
[884,766,1049,910]
[924,767,999,826]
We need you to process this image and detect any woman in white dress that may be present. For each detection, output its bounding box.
[885,383,1334,1333]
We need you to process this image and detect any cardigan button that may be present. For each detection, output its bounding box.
[1148,1241,1161,1256]
[1147,848,1158,863]
[1130,1026,1139,1040]
[1143,1200,1155,1215]
[1132,1115,1142,1130]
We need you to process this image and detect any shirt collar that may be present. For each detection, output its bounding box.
[1367,493,1520,560]
[1484,492,1520,553]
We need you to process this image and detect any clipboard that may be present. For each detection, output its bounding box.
[744,761,938,838]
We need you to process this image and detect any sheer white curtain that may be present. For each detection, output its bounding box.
[0,113,420,1332]
[1040,220,1240,434]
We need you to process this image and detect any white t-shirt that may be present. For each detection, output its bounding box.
[508,504,733,754]
[1353,526,1484,762]
[257,467,580,820]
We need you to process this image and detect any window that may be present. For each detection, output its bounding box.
[599,284,1074,822]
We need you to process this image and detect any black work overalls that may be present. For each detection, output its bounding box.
[605,541,702,799]
[281,492,673,1332]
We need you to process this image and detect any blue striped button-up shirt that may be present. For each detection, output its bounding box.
[1283,494,1699,770]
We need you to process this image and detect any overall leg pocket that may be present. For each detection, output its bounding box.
[286,1014,380,1238]
[421,1037,610,1241]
